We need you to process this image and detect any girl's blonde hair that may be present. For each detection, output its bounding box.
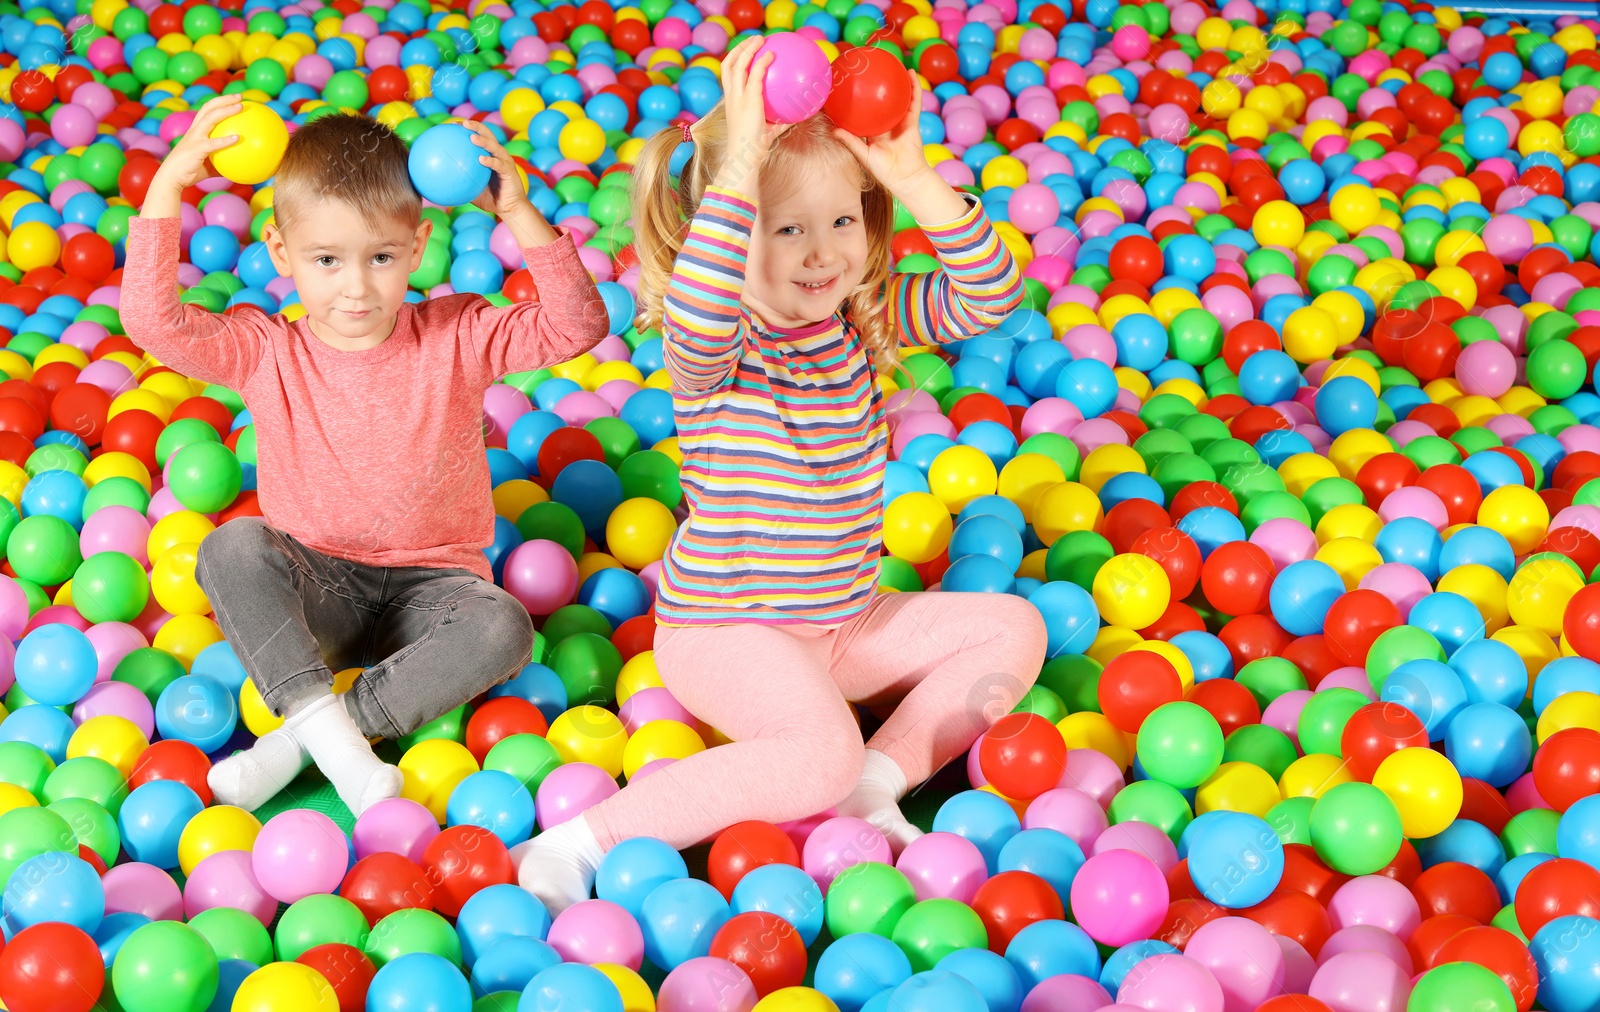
[630,106,899,372]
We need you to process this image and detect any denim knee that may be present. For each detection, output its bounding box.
[196,518,275,588]
[469,589,535,683]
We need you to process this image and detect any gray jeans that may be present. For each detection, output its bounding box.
[195,518,535,739]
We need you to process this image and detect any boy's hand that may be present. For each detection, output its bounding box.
[151,94,244,194]
[832,76,934,199]
[467,121,535,219]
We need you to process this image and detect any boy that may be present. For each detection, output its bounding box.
[121,95,609,815]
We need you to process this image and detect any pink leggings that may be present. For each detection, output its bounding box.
[583,591,1048,850]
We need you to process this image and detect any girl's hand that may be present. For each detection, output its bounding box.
[832,76,936,198]
[467,121,535,219]
[151,94,244,194]
[712,35,792,198]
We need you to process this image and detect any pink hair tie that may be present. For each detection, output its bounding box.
[681,122,692,143]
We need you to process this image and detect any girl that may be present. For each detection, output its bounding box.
[516,38,1048,914]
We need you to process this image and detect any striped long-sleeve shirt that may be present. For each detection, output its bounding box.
[653,185,1023,626]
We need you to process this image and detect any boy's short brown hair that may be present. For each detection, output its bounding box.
[270,113,422,234]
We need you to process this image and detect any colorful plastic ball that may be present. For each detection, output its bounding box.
[825,44,912,138]
[251,809,349,905]
[408,123,492,207]
[1309,782,1404,876]
[365,952,469,1012]
[110,920,220,1012]
[1183,812,1283,909]
[15,624,98,706]
[1068,848,1168,947]
[1136,701,1223,789]
[639,878,731,971]
[209,102,289,186]
[1092,553,1170,629]
[231,962,341,1012]
[756,32,831,123]
[0,922,106,1012]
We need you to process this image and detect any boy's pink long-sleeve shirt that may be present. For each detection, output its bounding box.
[119,216,609,581]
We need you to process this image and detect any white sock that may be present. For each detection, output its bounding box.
[836,749,925,855]
[288,692,404,817]
[207,727,309,811]
[516,816,605,917]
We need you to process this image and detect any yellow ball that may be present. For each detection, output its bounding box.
[1057,711,1130,769]
[1507,557,1584,638]
[398,739,481,823]
[559,118,607,164]
[753,989,841,1012]
[151,542,212,616]
[1252,200,1306,249]
[1282,306,1340,364]
[996,454,1065,523]
[1427,265,1478,311]
[67,715,149,779]
[1032,482,1103,545]
[594,964,656,1012]
[1079,444,1147,493]
[1279,753,1353,799]
[501,88,546,134]
[1371,747,1462,839]
[1092,553,1171,629]
[231,963,339,1012]
[1330,183,1381,234]
[153,614,223,669]
[605,498,676,570]
[615,651,664,705]
[882,492,953,564]
[7,220,61,272]
[621,719,705,780]
[239,677,282,736]
[547,705,629,778]
[1537,690,1600,743]
[178,805,263,876]
[149,510,216,563]
[1436,561,1509,634]
[1477,485,1549,555]
[980,155,1027,190]
[1196,761,1281,817]
[928,445,998,512]
[210,101,289,185]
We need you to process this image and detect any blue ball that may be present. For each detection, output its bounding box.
[1444,702,1531,788]
[1013,341,1070,399]
[949,514,1025,573]
[1111,313,1168,372]
[455,883,551,968]
[1496,852,1555,905]
[1414,819,1505,877]
[958,420,1019,471]
[1381,659,1469,739]
[1268,560,1344,636]
[0,703,77,763]
[1099,472,1165,511]
[188,224,241,274]
[942,554,1016,595]
[1439,525,1516,578]
[1532,915,1600,1012]
[731,863,825,948]
[1182,811,1283,908]
[886,970,988,1012]
[408,123,492,207]
[2,852,103,933]
[117,780,204,869]
[1464,116,1510,160]
[550,458,624,538]
[1449,639,1528,708]
[1026,581,1099,659]
[1534,656,1600,715]
[1175,506,1247,560]
[1100,939,1180,994]
[155,674,239,754]
[816,932,913,1012]
[1313,375,1378,436]
[450,249,504,296]
[368,953,471,1012]
[93,911,151,968]
[997,828,1083,907]
[577,568,650,628]
[1482,51,1523,91]
[1238,350,1300,406]
[1003,919,1101,991]
[505,410,566,473]
[1375,517,1444,582]
[487,662,568,723]
[15,624,98,706]
[445,770,535,847]
[595,837,688,919]
[1406,591,1484,657]
[1279,159,1326,204]
[957,495,1026,538]
[472,936,561,994]
[638,878,729,970]
[1560,795,1600,869]
[1162,234,1215,283]
[207,959,257,1012]
[933,791,1021,874]
[1170,630,1233,683]
[1055,358,1118,418]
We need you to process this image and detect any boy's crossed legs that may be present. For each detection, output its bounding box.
[197,519,534,816]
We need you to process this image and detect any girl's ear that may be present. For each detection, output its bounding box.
[409,216,434,271]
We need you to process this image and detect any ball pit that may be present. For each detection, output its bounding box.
[3,0,1600,1006]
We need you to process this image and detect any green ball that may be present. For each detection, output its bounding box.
[1528,339,1587,400]
[398,704,469,750]
[1108,779,1193,843]
[1500,808,1560,858]
[6,514,82,585]
[1136,702,1224,789]
[1366,626,1446,693]
[1235,657,1308,709]
[1492,903,1527,942]
[1013,685,1067,724]
[188,906,274,965]
[324,68,370,108]
[890,898,989,973]
[515,501,585,560]
[483,733,562,798]
[364,908,462,968]
[46,797,120,866]
[1297,687,1368,757]
[78,143,127,196]
[114,647,188,706]
[1309,781,1403,875]
[1406,962,1515,1012]
[41,756,126,816]
[156,417,222,469]
[0,741,56,799]
[276,894,371,961]
[1168,309,1222,367]
[1224,724,1298,782]
[1266,796,1315,846]
[1302,476,1365,527]
[1017,433,1081,481]
[894,354,954,401]
[547,632,621,706]
[1567,112,1600,157]
[1045,530,1113,589]
[824,861,917,938]
[1037,654,1102,714]
[167,441,242,513]
[878,556,923,593]
[72,551,150,624]
[410,238,451,290]
[540,605,612,646]
[112,921,220,1012]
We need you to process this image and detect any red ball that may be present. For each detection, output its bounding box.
[464,697,549,764]
[1279,843,1349,904]
[1255,1000,1332,1012]
[1417,464,1482,528]
[420,825,515,917]
[824,46,913,138]
[1406,912,1476,972]
[60,233,115,284]
[1102,499,1172,555]
[294,944,376,1012]
[1130,527,1202,602]
[1157,897,1225,948]
[1240,887,1332,957]
[1199,541,1275,615]
[536,427,606,484]
[47,383,113,446]
[0,396,45,441]
[969,870,1066,952]
[339,853,436,926]
[1375,838,1422,888]
[975,712,1067,801]
[1185,678,1261,737]
[169,395,237,440]
[127,739,213,806]
[0,922,104,1012]
[1218,613,1293,669]
[100,408,165,472]
[707,821,801,900]
[707,912,807,997]
[1322,589,1402,668]
[1434,926,1539,1012]
[1410,861,1501,924]
[1097,651,1182,734]
[1517,856,1600,938]
[1108,236,1164,289]
[1340,702,1429,782]
[1532,727,1600,811]
[1565,583,1600,662]
[1354,452,1420,509]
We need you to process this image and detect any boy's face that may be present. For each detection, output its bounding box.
[742,155,870,332]
[264,198,432,350]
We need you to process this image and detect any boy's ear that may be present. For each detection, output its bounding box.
[261,221,291,278]
[409,216,434,271]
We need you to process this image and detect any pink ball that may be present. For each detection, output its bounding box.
[1059,748,1125,809]
[73,681,156,737]
[80,505,151,564]
[1091,821,1177,876]
[1250,517,1319,571]
[756,33,831,123]
[1317,926,1412,972]
[1007,183,1060,234]
[51,104,99,147]
[548,899,646,970]
[483,383,534,449]
[657,957,759,1012]
[293,53,335,88]
[895,831,990,903]
[944,106,988,147]
[554,390,615,426]
[1021,788,1107,852]
[353,797,441,862]
[1455,339,1515,397]
[102,862,185,921]
[1483,214,1534,262]
[1318,667,1377,700]
[1115,953,1224,1012]
[1021,975,1112,1012]
[1307,950,1412,1012]
[802,816,892,890]
[1327,875,1422,941]
[1183,917,1287,1012]
[502,539,579,615]
[618,687,696,734]
[252,810,349,903]
[1070,849,1169,946]
[0,577,28,642]
[1376,486,1447,530]
[1357,562,1432,621]
[536,761,620,828]
[184,849,278,924]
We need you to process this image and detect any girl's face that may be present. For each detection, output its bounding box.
[742,154,870,331]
